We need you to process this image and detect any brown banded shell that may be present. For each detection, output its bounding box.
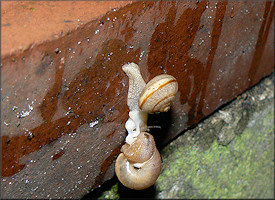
[138,74,178,113]
[115,132,162,190]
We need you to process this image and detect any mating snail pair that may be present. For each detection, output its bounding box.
[115,63,178,190]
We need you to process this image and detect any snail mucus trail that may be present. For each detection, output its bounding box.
[115,62,178,190]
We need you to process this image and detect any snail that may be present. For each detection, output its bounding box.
[115,62,178,190]
[121,63,178,144]
[115,132,162,190]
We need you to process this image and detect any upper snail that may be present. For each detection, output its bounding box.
[122,62,178,116]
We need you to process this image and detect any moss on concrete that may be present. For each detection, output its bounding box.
[156,100,274,199]
[87,74,274,199]
[98,183,120,199]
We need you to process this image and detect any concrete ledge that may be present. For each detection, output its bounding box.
[1,1,274,198]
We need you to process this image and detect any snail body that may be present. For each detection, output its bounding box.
[122,63,148,144]
[122,63,146,111]
[115,132,162,190]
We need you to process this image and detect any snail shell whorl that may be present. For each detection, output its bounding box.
[121,132,155,163]
[139,74,178,113]
[115,132,162,190]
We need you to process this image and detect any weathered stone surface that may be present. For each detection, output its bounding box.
[1,1,274,198]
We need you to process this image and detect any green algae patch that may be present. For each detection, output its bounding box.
[98,183,120,199]
[156,104,274,199]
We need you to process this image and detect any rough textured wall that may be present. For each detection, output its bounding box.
[1,1,274,198]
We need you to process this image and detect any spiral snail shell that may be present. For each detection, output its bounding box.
[115,132,162,190]
[139,74,178,113]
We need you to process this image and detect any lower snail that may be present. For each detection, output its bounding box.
[115,132,162,190]
[115,62,178,190]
